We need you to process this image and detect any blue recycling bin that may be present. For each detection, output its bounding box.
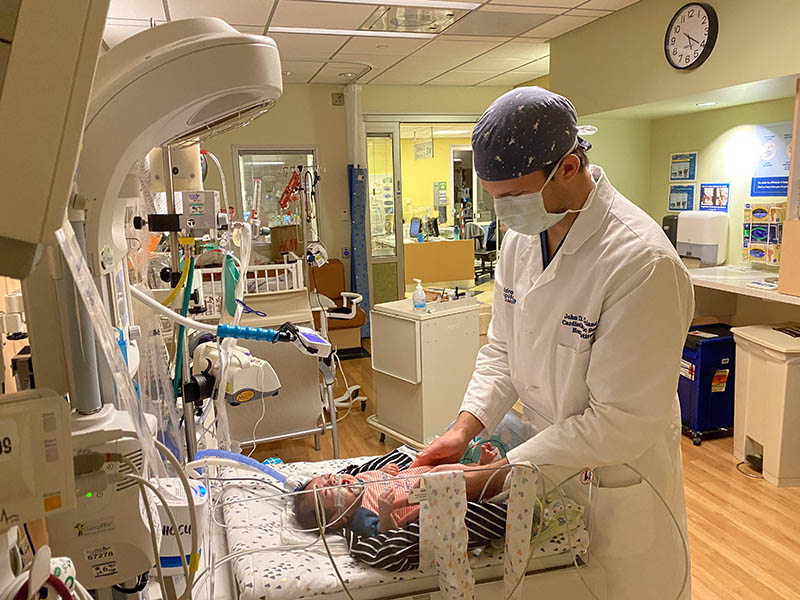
[677,324,736,445]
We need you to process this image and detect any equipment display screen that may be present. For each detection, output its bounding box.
[409,217,420,237]
[301,331,328,344]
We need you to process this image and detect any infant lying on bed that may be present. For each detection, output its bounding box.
[293,443,503,538]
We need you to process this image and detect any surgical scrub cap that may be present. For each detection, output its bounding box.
[471,86,591,182]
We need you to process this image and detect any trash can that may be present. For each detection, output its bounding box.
[731,324,800,487]
[678,324,736,445]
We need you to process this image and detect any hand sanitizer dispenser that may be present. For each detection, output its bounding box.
[677,212,728,265]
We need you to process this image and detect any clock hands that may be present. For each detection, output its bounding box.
[683,32,693,50]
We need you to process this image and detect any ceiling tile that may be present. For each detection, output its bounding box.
[487,0,582,6]
[477,71,535,86]
[108,0,165,21]
[520,14,595,38]
[104,20,154,46]
[480,41,549,60]
[270,1,374,29]
[370,67,445,85]
[167,0,274,27]
[580,0,639,9]
[458,56,529,72]
[566,8,612,17]
[311,61,371,83]
[444,10,554,37]
[334,53,403,69]
[427,71,499,86]
[280,60,325,83]
[414,38,504,60]
[479,4,564,14]
[389,54,465,71]
[440,34,512,42]
[513,55,549,74]
[268,32,348,59]
[335,36,427,55]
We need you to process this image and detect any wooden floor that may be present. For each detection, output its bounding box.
[252,349,800,600]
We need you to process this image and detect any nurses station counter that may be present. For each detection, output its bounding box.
[403,238,474,286]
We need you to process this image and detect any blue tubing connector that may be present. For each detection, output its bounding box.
[216,324,281,342]
[193,449,287,483]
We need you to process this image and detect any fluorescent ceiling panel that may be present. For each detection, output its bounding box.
[335,35,428,55]
[108,0,165,20]
[444,10,555,37]
[269,26,435,38]
[521,14,596,38]
[271,1,374,28]
[269,32,348,59]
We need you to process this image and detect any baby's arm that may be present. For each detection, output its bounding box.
[378,489,399,532]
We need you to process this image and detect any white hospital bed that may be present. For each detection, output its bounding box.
[202,455,607,600]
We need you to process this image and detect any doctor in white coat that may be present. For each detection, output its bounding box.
[412,87,694,599]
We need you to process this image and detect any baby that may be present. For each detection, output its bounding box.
[293,443,501,538]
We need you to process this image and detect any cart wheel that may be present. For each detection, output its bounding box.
[361,400,367,412]
[692,436,702,446]
[379,433,386,443]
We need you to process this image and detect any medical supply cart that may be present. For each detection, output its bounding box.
[678,324,736,445]
[368,296,481,448]
[731,324,800,487]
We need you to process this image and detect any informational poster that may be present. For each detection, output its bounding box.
[751,121,792,197]
[669,152,698,182]
[414,128,434,160]
[699,183,730,212]
[668,184,695,211]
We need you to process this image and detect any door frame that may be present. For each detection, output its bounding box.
[364,123,405,301]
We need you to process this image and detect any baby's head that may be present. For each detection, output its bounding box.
[293,473,362,530]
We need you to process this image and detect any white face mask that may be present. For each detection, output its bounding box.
[493,153,592,236]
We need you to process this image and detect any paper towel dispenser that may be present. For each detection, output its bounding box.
[677,212,728,265]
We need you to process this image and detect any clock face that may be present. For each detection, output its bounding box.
[664,3,718,70]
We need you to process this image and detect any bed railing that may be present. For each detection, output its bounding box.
[195,260,305,321]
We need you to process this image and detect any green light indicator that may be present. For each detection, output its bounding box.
[86,492,92,498]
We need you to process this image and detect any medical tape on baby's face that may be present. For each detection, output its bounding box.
[503,463,539,600]
[419,471,474,600]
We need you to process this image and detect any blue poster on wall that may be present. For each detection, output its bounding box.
[699,183,730,212]
[668,184,695,211]
[669,152,697,181]
[751,121,792,197]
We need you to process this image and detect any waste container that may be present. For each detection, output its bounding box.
[731,324,800,487]
[678,324,735,445]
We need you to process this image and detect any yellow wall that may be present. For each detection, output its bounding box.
[399,136,471,221]
[647,97,794,266]
[550,0,800,116]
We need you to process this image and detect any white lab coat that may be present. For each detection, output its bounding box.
[461,166,694,599]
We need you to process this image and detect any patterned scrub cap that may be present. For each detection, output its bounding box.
[472,86,591,182]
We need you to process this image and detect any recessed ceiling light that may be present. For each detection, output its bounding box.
[696,101,717,107]
[269,26,436,39]
[339,72,357,78]
[311,0,480,9]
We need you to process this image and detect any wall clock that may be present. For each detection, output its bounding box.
[665,3,718,70]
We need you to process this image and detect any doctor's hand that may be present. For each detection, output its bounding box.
[410,412,484,468]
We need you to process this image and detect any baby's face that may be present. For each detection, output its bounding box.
[306,473,361,523]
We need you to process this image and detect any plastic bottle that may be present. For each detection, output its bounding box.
[412,279,426,313]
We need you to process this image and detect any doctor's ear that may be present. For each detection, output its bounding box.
[557,154,582,182]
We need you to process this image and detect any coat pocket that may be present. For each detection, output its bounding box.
[554,343,591,419]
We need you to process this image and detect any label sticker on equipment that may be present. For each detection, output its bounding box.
[711,369,729,393]
[73,518,114,537]
[92,561,118,578]
[721,357,730,365]
[85,546,115,563]
[0,422,18,462]
[680,359,695,381]
[689,330,718,339]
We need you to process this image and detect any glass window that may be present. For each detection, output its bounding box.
[237,149,318,237]
[366,135,397,258]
